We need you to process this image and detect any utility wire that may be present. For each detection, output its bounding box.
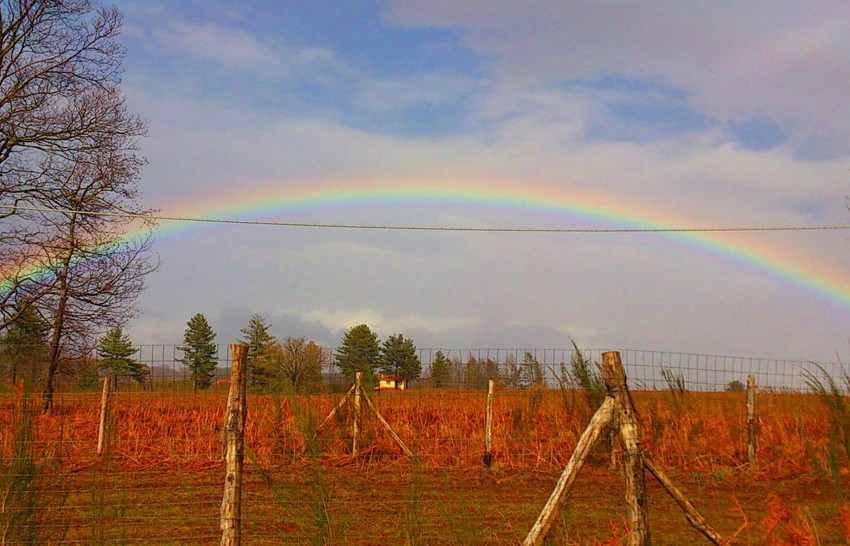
[3,204,850,234]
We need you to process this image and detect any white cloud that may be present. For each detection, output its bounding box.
[303,308,478,336]
[116,3,850,362]
[381,1,850,156]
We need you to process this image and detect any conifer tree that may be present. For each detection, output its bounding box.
[335,324,380,382]
[98,326,147,387]
[429,350,450,388]
[239,314,276,387]
[0,306,49,385]
[379,334,421,388]
[178,313,218,391]
[522,351,545,388]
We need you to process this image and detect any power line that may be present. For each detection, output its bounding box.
[3,204,850,234]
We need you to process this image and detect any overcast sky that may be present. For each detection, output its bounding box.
[113,1,850,361]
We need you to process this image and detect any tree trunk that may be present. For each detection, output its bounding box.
[42,212,76,413]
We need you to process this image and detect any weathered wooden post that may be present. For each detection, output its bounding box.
[747,374,757,469]
[97,375,111,456]
[600,351,650,546]
[361,389,414,457]
[353,371,362,456]
[220,344,248,546]
[523,397,615,546]
[484,379,495,467]
[643,454,725,544]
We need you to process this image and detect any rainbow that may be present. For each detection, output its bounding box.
[4,179,850,311]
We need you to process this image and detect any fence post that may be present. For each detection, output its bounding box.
[353,371,362,456]
[523,397,616,546]
[747,374,757,469]
[484,379,495,467]
[220,344,248,546]
[600,351,650,546]
[97,376,111,456]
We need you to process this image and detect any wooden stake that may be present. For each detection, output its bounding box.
[523,396,615,546]
[643,453,724,545]
[484,379,494,467]
[361,389,414,457]
[747,374,757,469]
[220,344,248,546]
[600,351,650,546]
[316,383,355,432]
[96,376,111,456]
[353,371,362,456]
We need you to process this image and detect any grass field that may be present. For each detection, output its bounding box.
[1,386,848,544]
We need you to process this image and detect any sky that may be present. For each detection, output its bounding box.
[111,0,850,362]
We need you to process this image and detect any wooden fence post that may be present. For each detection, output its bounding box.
[97,376,111,456]
[353,371,362,456]
[600,351,650,546]
[220,344,248,546]
[484,379,495,467]
[523,397,615,546]
[747,374,757,469]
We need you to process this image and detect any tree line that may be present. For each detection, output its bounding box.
[0,309,556,392]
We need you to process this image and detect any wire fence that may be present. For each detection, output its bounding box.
[8,343,842,393]
[0,347,848,544]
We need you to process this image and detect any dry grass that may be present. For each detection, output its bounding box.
[0,388,836,475]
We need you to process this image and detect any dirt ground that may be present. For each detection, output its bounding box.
[46,460,848,545]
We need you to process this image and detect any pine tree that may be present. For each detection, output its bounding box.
[178,314,218,391]
[335,324,380,382]
[98,326,147,387]
[522,351,545,388]
[464,355,481,389]
[239,314,276,388]
[0,307,49,385]
[379,334,421,388]
[429,350,450,388]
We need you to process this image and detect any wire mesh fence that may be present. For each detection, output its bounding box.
[0,348,848,543]
[3,343,844,393]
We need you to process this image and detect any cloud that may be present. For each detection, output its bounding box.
[304,308,478,337]
[381,1,850,157]
[114,3,850,363]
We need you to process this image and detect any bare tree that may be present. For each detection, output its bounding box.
[32,138,156,411]
[264,337,327,393]
[0,0,139,329]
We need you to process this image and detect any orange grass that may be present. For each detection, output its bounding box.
[0,388,836,476]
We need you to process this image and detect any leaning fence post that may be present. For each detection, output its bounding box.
[747,374,757,469]
[97,375,111,456]
[600,351,650,546]
[353,371,362,456]
[484,379,495,467]
[220,344,248,546]
[523,397,615,546]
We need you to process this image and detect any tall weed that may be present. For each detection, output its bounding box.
[0,391,68,544]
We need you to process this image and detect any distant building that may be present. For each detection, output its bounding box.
[377,373,406,390]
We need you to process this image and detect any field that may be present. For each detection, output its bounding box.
[1,386,849,544]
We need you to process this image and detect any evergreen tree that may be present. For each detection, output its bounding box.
[335,324,380,382]
[464,355,481,389]
[0,307,49,385]
[521,351,545,388]
[239,314,276,387]
[379,334,421,388]
[178,314,218,391]
[429,350,450,388]
[98,326,147,387]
